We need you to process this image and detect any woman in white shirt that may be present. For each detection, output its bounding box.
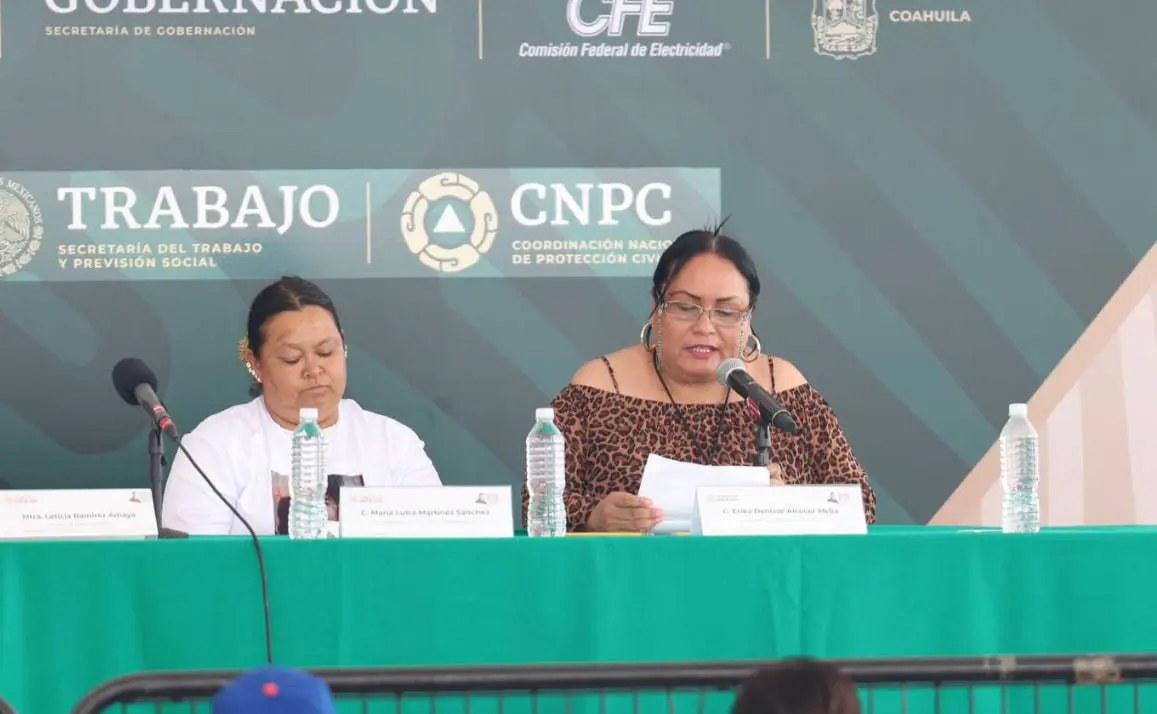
[162,276,441,535]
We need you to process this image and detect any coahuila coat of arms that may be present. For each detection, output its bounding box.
[812,0,879,60]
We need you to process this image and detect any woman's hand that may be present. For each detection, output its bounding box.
[769,463,786,486]
[587,492,664,532]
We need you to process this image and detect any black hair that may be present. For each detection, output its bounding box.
[245,276,344,397]
[731,659,861,714]
[651,219,761,309]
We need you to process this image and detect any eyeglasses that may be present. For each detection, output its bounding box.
[660,300,749,328]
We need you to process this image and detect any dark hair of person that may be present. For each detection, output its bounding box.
[246,276,344,397]
[731,659,862,714]
[651,218,761,310]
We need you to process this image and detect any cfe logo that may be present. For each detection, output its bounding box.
[400,173,499,274]
[566,0,673,38]
[518,0,727,59]
[0,179,45,277]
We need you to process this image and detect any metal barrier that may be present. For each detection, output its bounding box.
[0,696,15,714]
[71,654,1157,714]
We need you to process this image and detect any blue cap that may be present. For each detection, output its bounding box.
[212,666,337,714]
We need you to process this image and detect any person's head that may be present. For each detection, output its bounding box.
[212,665,337,714]
[643,223,762,385]
[241,276,347,429]
[731,659,861,714]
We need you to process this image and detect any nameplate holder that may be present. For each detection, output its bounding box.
[0,489,159,540]
[340,486,514,539]
[692,485,867,536]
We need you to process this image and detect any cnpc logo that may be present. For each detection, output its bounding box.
[400,171,674,274]
[400,173,499,274]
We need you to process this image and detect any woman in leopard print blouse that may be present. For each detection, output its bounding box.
[522,228,877,532]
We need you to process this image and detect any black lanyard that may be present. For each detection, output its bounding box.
[654,359,731,465]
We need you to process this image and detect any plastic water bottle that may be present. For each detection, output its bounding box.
[526,407,567,537]
[999,403,1040,533]
[289,407,328,539]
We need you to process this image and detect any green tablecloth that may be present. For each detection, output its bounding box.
[1,526,1154,714]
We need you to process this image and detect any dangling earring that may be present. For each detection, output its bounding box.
[238,337,261,383]
[742,332,763,362]
[641,320,663,372]
[655,320,664,372]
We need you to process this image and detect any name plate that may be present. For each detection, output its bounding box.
[0,489,158,540]
[693,485,867,536]
[340,486,514,539]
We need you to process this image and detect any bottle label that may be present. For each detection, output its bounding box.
[273,472,365,535]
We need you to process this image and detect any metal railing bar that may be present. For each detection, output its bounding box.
[69,653,1157,714]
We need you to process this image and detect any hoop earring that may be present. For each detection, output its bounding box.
[640,321,656,351]
[742,332,762,362]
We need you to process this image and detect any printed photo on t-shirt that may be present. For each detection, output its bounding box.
[271,473,365,535]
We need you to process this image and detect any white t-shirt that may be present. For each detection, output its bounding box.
[161,397,441,535]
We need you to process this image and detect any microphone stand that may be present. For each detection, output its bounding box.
[148,425,189,539]
[753,414,772,468]
[148,424,165,523]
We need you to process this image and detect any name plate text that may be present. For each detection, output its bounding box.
[693,484,867,536]
[340,486,514,539]
[0,489,159,540]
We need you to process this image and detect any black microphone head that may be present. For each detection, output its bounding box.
[112,358,158,405]
[716,358,746,387]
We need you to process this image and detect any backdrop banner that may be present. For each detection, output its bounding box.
[0,0,1154,531]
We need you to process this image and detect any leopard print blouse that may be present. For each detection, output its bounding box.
[522,356,877,529]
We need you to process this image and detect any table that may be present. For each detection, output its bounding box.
[1,527,1153,714]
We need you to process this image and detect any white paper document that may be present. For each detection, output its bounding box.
[637,454,771,534]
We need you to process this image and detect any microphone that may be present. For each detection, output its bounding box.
[716,358,798,435]
[113,358,180,440]
[111,357,275,666]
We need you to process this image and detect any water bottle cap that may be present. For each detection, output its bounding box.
[535,407,554,421]
[299,407,319,423]
[1008,403,1028,418]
